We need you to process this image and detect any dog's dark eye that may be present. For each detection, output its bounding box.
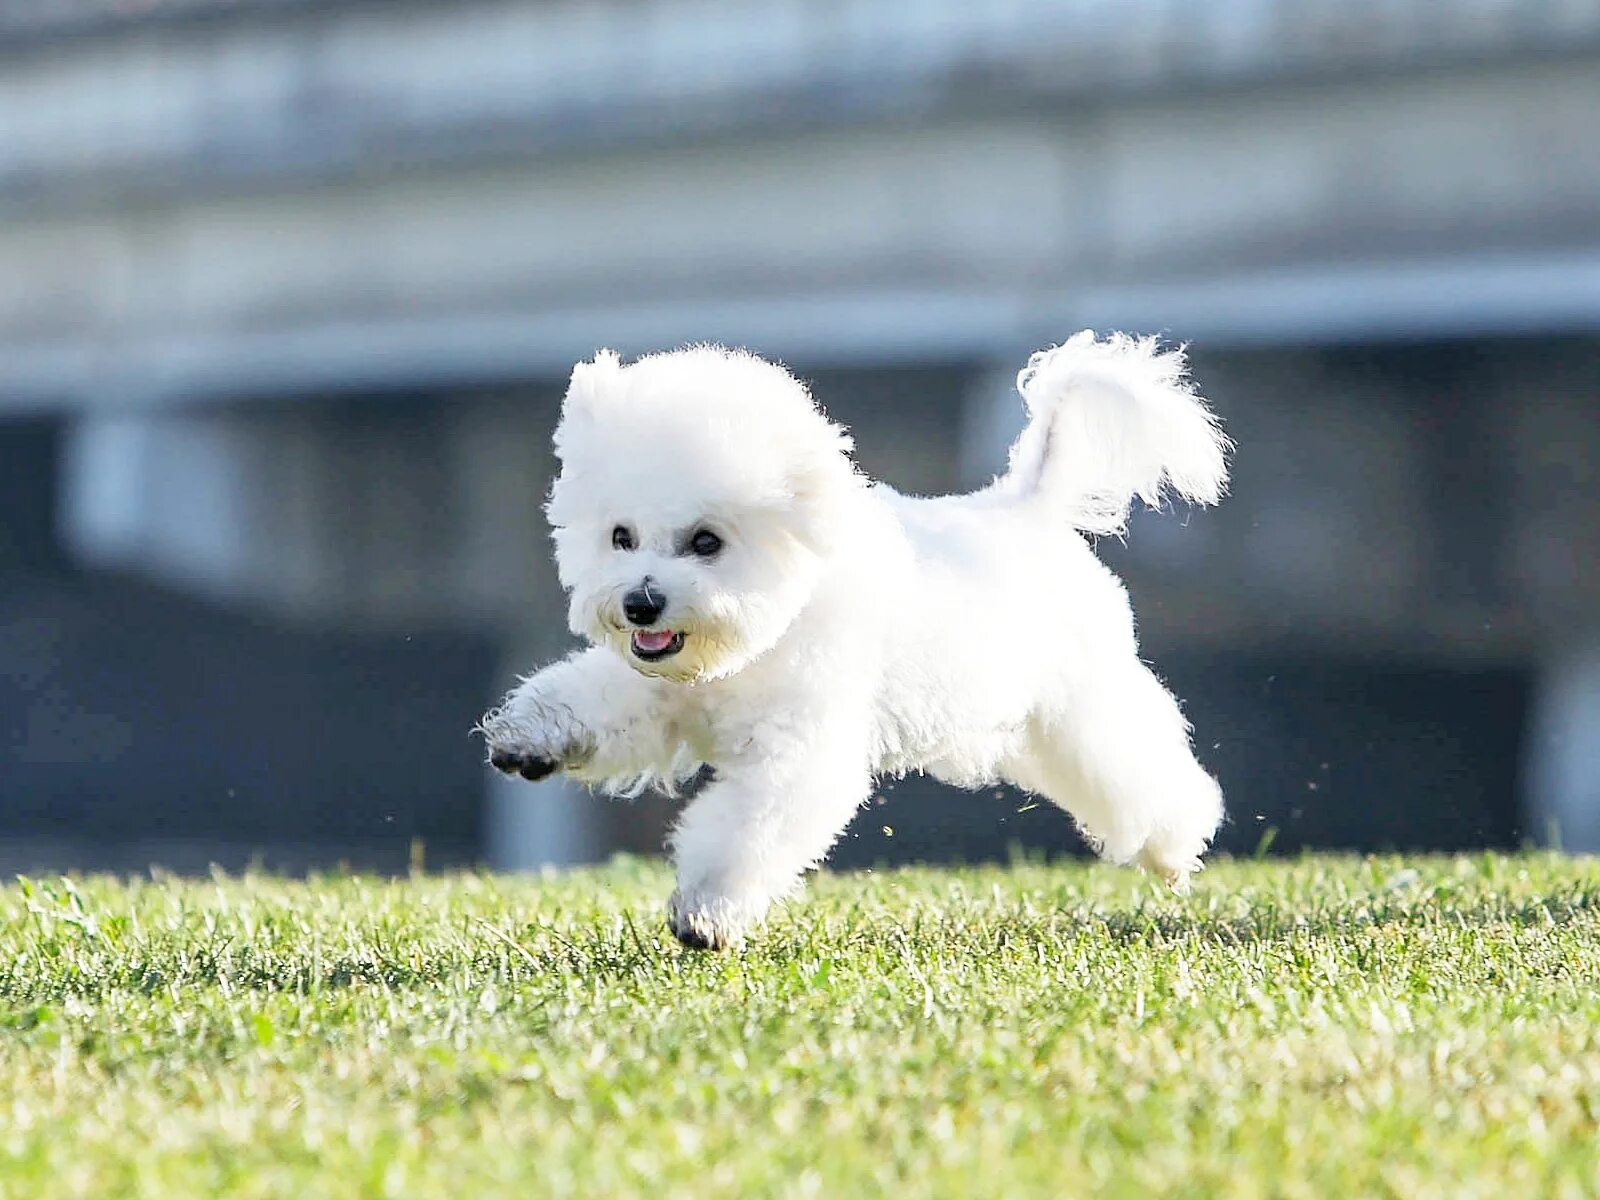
[689,529,723,559]
[611,525,636,551]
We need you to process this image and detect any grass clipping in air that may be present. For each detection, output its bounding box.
[1,855,1597,1198]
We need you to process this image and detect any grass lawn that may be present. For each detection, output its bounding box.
[1,854,1597,1198]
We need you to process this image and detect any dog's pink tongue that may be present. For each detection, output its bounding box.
[635,630,675,652]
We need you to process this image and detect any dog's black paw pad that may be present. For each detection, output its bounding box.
[518,756,557,781]
[671,922,717,951]
[489,750,557,781]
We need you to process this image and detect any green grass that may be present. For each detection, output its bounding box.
[1,855,1598,1199]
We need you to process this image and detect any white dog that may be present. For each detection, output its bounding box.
[480,332,1230,948]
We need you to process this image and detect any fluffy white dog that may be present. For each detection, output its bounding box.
[480,332,1230,948]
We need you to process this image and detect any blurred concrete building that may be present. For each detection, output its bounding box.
[2,0,1598,871]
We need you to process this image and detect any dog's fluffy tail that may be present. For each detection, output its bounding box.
[995,331,1231,536]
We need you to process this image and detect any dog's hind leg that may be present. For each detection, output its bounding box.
[1003,662,1222,889]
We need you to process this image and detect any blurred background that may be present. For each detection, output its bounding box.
[2,0,1598,876]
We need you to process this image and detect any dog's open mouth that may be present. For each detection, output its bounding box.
[631,630,685,661]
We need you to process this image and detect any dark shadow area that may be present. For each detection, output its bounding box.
[0,574,495,875]
[827,649,1528,867]
[0,418,64,574]
[1167,649,1528,855]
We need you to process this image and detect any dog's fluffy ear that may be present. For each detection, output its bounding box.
[563,349,623,418]
[782,435,861,555]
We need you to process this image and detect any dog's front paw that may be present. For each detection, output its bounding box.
[479,703,590,783]
[666,889,765,951]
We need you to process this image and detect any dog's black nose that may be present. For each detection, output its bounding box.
[622,579,667,626]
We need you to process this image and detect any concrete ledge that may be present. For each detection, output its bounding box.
[12,251,1600,414]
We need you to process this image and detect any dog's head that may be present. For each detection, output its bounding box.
[546,346,861,683]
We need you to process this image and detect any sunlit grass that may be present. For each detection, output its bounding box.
[1,854,1597,1198]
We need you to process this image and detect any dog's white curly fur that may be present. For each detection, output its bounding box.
[480,332,1231,948]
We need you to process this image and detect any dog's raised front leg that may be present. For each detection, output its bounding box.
[479,647,676,785]
[667,727,871,950]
